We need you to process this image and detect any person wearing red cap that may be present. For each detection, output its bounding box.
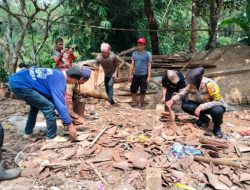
[8,66,91,142]
[94,43,120,106]
[129,37,152,108]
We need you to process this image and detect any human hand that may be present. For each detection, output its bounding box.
[112,74,117,81]
[62,48,69,54]
[70,112,79,119]
[72,116,84,125]
[195,106,201,117]
[161,97,166,104]
[128,76,133,82]
[68,124,77,141]
[166,99,173,109]
[147,76,151,83]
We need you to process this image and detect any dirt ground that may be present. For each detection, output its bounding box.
[1,44,250,190]
[0,96,250,190]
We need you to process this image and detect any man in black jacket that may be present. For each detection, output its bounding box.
[161,70,186,111]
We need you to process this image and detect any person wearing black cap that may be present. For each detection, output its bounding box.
[8,66,91,142]
[166,67,228,138]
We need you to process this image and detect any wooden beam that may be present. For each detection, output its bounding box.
[194,156,242,168]
[117,46,138,56]
[205,68,250,78]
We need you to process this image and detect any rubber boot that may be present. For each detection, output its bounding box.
[196,115,210,128]
[0,150,21,180]
[213,126,223,139]
[0,160,21,180]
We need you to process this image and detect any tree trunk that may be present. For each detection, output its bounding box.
[12,27,27,72]
[206,0,223,49]
[190,0,197,53]
[144,0,160,55]
[0,0,64,73]
[246,0,250,45]
[0,38,11,72]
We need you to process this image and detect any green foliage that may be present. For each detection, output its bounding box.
[100,20,112,29]
[220,0,250,44]
[0,0,249,74]
[0,67,8,83]
[221,18,248,31]
[218,36,232,46]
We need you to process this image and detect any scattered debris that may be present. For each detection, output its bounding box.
[168,143,202,159]
[1,88,250,189]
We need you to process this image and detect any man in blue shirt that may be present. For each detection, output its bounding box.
[8,66,91,142]
[129,38,152,108]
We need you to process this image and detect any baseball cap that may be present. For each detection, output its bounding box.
[66,66,91,80]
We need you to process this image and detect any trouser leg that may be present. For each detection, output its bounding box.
[25,106,39,135]
[210,105,225,133]
[10,88,57,139]
[105,76,114,104]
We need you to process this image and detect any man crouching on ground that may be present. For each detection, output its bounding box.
[166,67,228,138]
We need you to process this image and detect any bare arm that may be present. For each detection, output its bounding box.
[113,56,120,78]
[147,62,152,81]
[161,87,167,103]
[129,60,135,80]
[94,66,99,88]
[166,85,190,108]
[171,85,190,103]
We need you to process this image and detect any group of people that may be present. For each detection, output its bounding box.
[162,67,227,138]
[93,37,227,140]
[94,37,152,108]
[1,37,227,181]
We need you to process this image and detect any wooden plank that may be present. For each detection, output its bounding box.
[117,46,137,56]
[239,147,250,153]
[194,156,242,168]
[205,68,250,78]
[90,126,109,148]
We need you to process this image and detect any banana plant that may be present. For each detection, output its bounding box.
[221,0,250,45]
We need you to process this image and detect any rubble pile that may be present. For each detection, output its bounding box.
[1,98,250,190]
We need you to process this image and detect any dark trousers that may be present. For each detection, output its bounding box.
[0,123,3,160]
[0,123,3,148]
[130,75,148,94]
[104,76,115,104]
[9,88,57,139]
[181,100,225,131]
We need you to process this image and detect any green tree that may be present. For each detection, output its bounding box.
[0,0,64,73]
[221,0,250,45]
